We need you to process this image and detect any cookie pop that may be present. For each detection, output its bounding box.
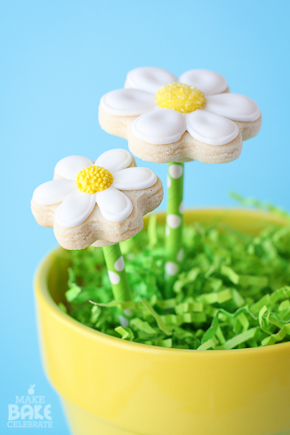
[99,67,262,292]
[31,148,163,304]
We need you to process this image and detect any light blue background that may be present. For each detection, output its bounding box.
[1,1,289,433]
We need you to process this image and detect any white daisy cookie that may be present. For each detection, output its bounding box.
[99,67,262,163]
[31,149,163,250]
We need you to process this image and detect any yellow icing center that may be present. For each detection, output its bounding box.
[76,166,113,194]
[156,82,206,113]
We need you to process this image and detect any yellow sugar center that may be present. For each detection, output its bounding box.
[156,82,206,113]
[76,166,113,194]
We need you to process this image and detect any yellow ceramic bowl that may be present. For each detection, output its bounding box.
[34,209,290,435]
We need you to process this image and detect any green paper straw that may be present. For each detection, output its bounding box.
[165,162,184,295]
[103,244,132,302]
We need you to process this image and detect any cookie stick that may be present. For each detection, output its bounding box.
[31,149,163,308]
[99,67,262,295]
[165,162,184,293]
[103,244,132,303]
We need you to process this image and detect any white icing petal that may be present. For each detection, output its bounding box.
[95,149,132,173]
[186,109,239,146]
[100,89,156,116]
[126,67,177,94]
[33,180,76,205]
[179,69,228,96]
[96,186,133,222]
[206,93,261,122]
[132,108,186,145]
[112,167,157,191]
[55,156,93,180]
[55,190,96,228]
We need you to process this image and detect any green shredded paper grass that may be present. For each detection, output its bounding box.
[58,196,290,350]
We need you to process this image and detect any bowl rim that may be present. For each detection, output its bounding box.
[34,208,290,357]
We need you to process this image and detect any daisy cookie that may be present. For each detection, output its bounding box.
[31,149,163,250]
[99,67,262,163]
